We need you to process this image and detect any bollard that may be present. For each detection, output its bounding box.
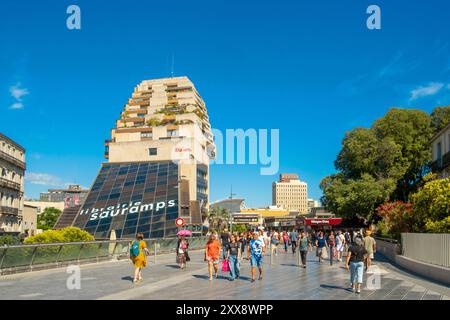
[270,247,273,265]
[154,242,157,264]
[297,248,301,267]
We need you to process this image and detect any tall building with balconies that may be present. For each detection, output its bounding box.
[430,121,450,179]
[59,77,215,239]
[272,173,308,214]
[0,133,25,233]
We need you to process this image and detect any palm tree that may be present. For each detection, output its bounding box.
[207,207,230,232]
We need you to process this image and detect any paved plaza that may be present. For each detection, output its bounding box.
[0,249,449,300]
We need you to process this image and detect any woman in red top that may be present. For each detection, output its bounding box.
[205,234,221,280]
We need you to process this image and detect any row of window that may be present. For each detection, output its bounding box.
[0,140,25,161]
[0,167,23,185]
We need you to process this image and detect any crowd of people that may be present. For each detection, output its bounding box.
[127,227,377,294]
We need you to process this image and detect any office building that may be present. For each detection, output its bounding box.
[272,173,308,214]
[58,76,215,239]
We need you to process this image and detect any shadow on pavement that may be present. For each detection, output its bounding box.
[320,284,352,292]
[121,276,134,283]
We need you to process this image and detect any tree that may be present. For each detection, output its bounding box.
[320,173,393,221]
[431,106,450,133]
[207,207,230,232]
[373,108,433,201]
[335,127,405,181]
[411,174,450,232]
[37,207,62,230]
[375,201,416,239]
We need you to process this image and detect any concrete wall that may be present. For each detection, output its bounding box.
[376,238,450,286]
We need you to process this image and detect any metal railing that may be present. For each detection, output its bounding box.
[0,237,207,275]
[401,233,450,268]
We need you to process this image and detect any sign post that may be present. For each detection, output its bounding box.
[175,217,185,228]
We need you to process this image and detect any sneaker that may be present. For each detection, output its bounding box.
[356,288,361,294]
[229,278,235,281]
[251,279,255,283]
[133,279,139,284]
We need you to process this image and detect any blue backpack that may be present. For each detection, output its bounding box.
[130,241,141,257]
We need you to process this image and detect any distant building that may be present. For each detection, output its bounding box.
[307,198,321,213]
[23,200,65,214]
[0,133,25,233]
[272,173,308,213]
[210,198,245,213]
[22,204,38,236]
[40,184,88,209]
[430,121,450,179]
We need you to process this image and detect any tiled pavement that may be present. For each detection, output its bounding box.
[0,248,448,300]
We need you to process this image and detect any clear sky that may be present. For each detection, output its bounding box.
[1,0,449,207]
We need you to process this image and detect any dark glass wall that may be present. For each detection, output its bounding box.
[72,161,179,239]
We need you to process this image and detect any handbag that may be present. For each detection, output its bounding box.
[185,251,191,262]
[221,259,230,272]
[321,248,328,259]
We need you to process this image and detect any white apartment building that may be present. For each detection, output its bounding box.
[272,174,308,214]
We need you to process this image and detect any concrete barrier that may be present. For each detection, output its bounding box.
[376,238,450,286]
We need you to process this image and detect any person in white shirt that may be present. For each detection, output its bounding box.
[336,231,346,262]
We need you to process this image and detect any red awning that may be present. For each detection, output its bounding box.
[305,218,342,226]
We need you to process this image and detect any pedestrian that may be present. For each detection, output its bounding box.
[177,236,189,269]
[298,231,312,268]
[290,229,298,254]
[271,230,280,256]
[328,231,336,265]
[220,229,230,260]
[336,231,346,262]
[363,230,376,271]
[282,231,289,252]
[315,231,328,264]
[129,232,150,284]
[248,232,266,282]
[346,237,368,294]
[205,234,221,280]
[226,234,241,281]
[344,230,351,250]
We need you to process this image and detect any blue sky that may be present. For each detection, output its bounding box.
[1,0,449,207]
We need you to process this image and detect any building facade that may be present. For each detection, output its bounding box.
[430,122,450,179]
[60,77,215,239]
[0,133,25,233]
[22,204,38,236]
[272,173,308,213]
[210,198,245,214]
[23,200,65,214]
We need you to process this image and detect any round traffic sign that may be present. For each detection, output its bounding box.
[175,217,185,227]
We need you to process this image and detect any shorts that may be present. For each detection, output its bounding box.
[250,255,263,268]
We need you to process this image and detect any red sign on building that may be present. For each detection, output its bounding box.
[305,218,342,226]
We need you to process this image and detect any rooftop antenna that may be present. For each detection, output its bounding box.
[229,185,236,199]
[171,53,174,78]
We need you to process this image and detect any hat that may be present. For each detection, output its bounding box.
[366,230,372,236]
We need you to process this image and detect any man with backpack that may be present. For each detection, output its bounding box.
[129,232,151,284]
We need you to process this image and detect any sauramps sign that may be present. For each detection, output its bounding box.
[80,199,177,221]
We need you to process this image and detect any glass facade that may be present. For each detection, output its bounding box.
[72,161,179,239]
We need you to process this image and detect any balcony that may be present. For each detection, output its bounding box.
[431,151,450,172]
[0,150,26,170]
[0,206,19,216]
[0,177,21,192]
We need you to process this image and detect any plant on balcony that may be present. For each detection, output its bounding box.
[146,117,161,127]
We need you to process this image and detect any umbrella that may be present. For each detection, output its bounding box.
[177,229,192,236]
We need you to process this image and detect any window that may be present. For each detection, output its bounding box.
[167,129,178,137]
[141,132,153,139]
[149,148,157,156]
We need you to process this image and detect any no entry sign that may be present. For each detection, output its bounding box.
[175,217,185,227]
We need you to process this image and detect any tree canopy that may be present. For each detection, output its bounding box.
[37,207,62,230]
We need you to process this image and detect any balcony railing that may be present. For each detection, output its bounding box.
[0,177,21,192]
[0,206,20,216]
[0,150,26,170]
[431,151,450,172]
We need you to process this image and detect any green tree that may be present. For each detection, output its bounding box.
[24,227,95,244]
[411,174,450,232]
[320,173,393,221]
[431,106,450,133]
[231,224,247,233]
[335,127,405,180]
[207,207,230,232]
[373,108,433,201]
[37,207,62,230]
